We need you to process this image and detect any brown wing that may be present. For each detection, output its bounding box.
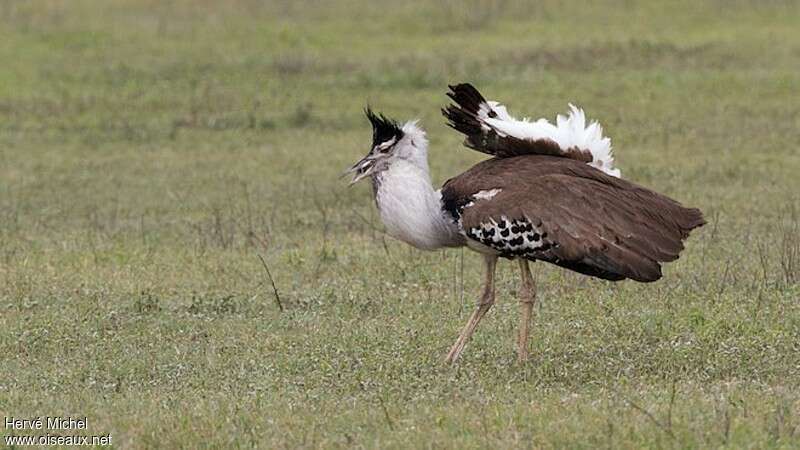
[441,156,705,282]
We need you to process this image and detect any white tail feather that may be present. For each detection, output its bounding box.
[483,101,620,177]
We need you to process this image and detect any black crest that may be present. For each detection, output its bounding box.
[365,107,403,147]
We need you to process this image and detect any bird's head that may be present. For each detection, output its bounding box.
[345,107,428,185]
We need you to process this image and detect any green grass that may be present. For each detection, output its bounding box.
[1,0,800,448]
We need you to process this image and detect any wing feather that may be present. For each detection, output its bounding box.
[442,156,705,282]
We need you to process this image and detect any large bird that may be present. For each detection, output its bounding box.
[346,83,705,363]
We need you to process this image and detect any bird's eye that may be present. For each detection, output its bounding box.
[376,142,394,153]
[375,137,397,153]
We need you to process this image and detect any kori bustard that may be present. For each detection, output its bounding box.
[346,83,705,363]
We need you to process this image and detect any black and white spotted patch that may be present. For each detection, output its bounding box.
[466,215,555,258]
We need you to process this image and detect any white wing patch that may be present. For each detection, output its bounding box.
[472,188,502,200]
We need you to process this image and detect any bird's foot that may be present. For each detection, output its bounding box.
[444,337,467,364]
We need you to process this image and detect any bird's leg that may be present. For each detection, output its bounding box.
[445,255,497,364]
[517,259,537,363]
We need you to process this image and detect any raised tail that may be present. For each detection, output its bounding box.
[442,83,621,178]
[442,83,491,138]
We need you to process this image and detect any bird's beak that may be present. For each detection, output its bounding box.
[344,153,376,186]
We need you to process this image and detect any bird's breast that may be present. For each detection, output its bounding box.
[373,163,462,250]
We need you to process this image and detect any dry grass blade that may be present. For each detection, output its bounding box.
[609,386,676,440]
[258,254,283,312]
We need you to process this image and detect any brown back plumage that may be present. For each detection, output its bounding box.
[441,156,705,282]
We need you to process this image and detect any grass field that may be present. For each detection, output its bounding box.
[2,0,800,448]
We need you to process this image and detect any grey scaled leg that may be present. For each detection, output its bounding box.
[517,259,537,362]
[445,254,498,364]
